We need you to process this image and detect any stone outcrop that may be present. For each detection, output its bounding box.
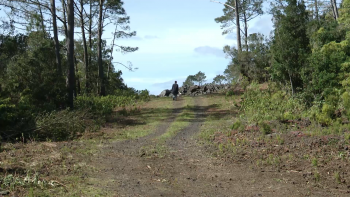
[159,89,171,97]
[159,84,231,97]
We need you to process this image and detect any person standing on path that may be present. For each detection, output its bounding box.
[171,81,179,101]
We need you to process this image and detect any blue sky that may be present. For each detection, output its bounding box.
[0,0,274,95]
[109,0,274,95]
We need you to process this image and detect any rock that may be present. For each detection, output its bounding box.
[161,83,231,96]
[159,89,171,97]
[188,85,200,93]
[0,191,10,195]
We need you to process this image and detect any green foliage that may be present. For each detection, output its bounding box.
[334,171,341,184]
[215,0,263,36]
[259,121,272,135]
[270,0,310,94]
[240,83,305,123]
[35,109,88,141]
[75,95,135,117]
[314,171,320,182]
[344,91,350,117]
[306,40,350,95]
[194,71,207,86]
[316,103,335,125]
[213,75,226,85]
[137,89,151,101]
[312,157,318,167]
[223,33,270,83]
[226,90,234,97]
[231,120,242,130]
[0,97,36,138]
[183,75,195,87]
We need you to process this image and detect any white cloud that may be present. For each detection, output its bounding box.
[114,27,233,55]
[124,77,173,84]
[194,46,225,57]
[225,34,236,40]
[144,35,159,39]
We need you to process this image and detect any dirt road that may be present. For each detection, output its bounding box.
[86,96,338,197]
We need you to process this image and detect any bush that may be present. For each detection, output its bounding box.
[259,121,272,135]
[75,95,136,117]
[226,90,234,97]
[138,89,151,101]
[35,109,89,141]
[0,97,36,140]
[231,120,242,130]
[342,91,350,116]
[316,103,335,125]
[240,83,305,123]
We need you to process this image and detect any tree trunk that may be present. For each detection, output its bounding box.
[86,0,93,94]
[37,0,45,33]
[288,71,294,96]
[108,26,118,79]
[243,9,248,52]
[314,0,319,21]
[235,0,242,52]
[67,0,75,109]
[333,0,339,20]
[51,0,62,75]
[61,0,68,38]
[98,0,105,96]
[80,0,89,94]
[331,0,338,20]
[75,56,81,96]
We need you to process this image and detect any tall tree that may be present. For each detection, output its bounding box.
[96,0,134,96]
[108,16,138,78]
[331,0,339,20]
[67,0,75,108]
[214,0,263,52]
[213,0,242,51]
[97,0,105,96]
[213,75,226,85]
[78,0,90,93]
[195,71,207,86]
[234,0,241,52]
[51,0,62,75]
[270,0,310,95]
[183,75,196,86]
[240,0,263,51]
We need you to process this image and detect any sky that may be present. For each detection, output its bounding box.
[0,0,274,95]
[109,0,274,95]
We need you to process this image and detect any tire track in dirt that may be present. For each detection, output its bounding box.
[87,98,186,194]
[106,99,184,155]
[89,96,335,197]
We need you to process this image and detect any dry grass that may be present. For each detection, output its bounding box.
[0,97,178,196]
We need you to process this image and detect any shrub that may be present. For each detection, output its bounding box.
[138,90,151,101]
[226,90,234,97]
[231,120,245,132]
[316,103,335,125]
[75,95,136,117]
[35,109,89,141]
[240,83,305,123]
[342,91,350,116]
[0,97,36,140]
[259,121,272,135]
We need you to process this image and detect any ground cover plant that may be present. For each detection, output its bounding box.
[0,96,172,196]
[198,83,350,194]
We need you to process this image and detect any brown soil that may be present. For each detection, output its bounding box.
[87,96,341,197]
[2,95,349,196]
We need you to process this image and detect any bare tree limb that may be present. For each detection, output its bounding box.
[210,0,235,10]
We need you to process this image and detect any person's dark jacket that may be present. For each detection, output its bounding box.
[171,83,179,95]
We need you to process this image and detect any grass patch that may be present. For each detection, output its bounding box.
[138,97,195,157]
[157,97,195,142]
